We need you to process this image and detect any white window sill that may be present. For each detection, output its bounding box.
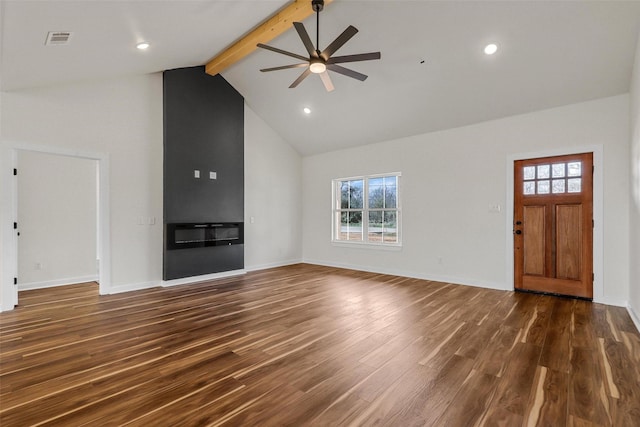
[331,241,403,251]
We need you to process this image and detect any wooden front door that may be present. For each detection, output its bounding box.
[514,153,593,299]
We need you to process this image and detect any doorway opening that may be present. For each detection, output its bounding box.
[17,151,99,296]
[2,143,111,310]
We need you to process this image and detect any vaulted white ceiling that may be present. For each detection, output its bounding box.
[2,1,640,156]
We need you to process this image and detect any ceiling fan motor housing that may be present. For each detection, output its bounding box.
[312,0,324,13]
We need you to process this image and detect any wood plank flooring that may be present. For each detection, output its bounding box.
[1,264,639,426]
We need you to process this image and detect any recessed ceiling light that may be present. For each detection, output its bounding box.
[136,42,150,50]
[484,43,498,55]
[303,107,311,114]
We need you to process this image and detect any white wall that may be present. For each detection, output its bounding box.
[303,95,630,305]
[17,151,97,289]
[244,104,302,270]
[1,74,164,296]
[629,32,640,327]
[0,65,632,312]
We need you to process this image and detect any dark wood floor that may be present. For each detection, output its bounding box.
[1,264,639,426]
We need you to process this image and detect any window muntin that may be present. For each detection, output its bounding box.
[333,173,401,245]
[523,161,583,196]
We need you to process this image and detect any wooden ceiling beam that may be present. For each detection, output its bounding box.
[205,0,333,77]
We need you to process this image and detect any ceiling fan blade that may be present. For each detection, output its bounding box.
[293,22,318,58]
[320,25,358,60]
[257,43,308,62]
[327,64,368,81]
[327,52,381,64]
[319,71,335,92]
[289,68,312,88]
[260,63,309,72]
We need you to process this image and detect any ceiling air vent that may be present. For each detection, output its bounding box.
[45,31,72,46]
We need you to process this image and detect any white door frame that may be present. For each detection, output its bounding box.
[0,141,111,311]
[505,144,604,303]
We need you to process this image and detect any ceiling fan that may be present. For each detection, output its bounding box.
[257,0,381,92]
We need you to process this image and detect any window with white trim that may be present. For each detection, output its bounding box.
[332,173,401,245]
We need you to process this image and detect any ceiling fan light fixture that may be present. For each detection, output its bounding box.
[309,61,326,74]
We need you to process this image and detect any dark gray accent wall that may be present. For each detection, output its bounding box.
[163,66,244,280]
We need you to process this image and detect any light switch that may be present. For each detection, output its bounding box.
[488,203,502,213]
[194,170,200,178]
[209,171,217,180]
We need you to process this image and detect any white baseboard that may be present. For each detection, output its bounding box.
[593,296,628,307]
[111,264,296,293]
[628,305,640,334]
[19,275,99,291]
[108,281,159,294]
[111,263,300,293]
[302,260,638,309]
[161,269,246,288]
[245,259,302,272]
[302,259,509,291]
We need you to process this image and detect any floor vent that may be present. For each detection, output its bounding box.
[45,31,72,45]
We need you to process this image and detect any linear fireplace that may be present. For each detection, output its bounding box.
[166,222,243,250]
